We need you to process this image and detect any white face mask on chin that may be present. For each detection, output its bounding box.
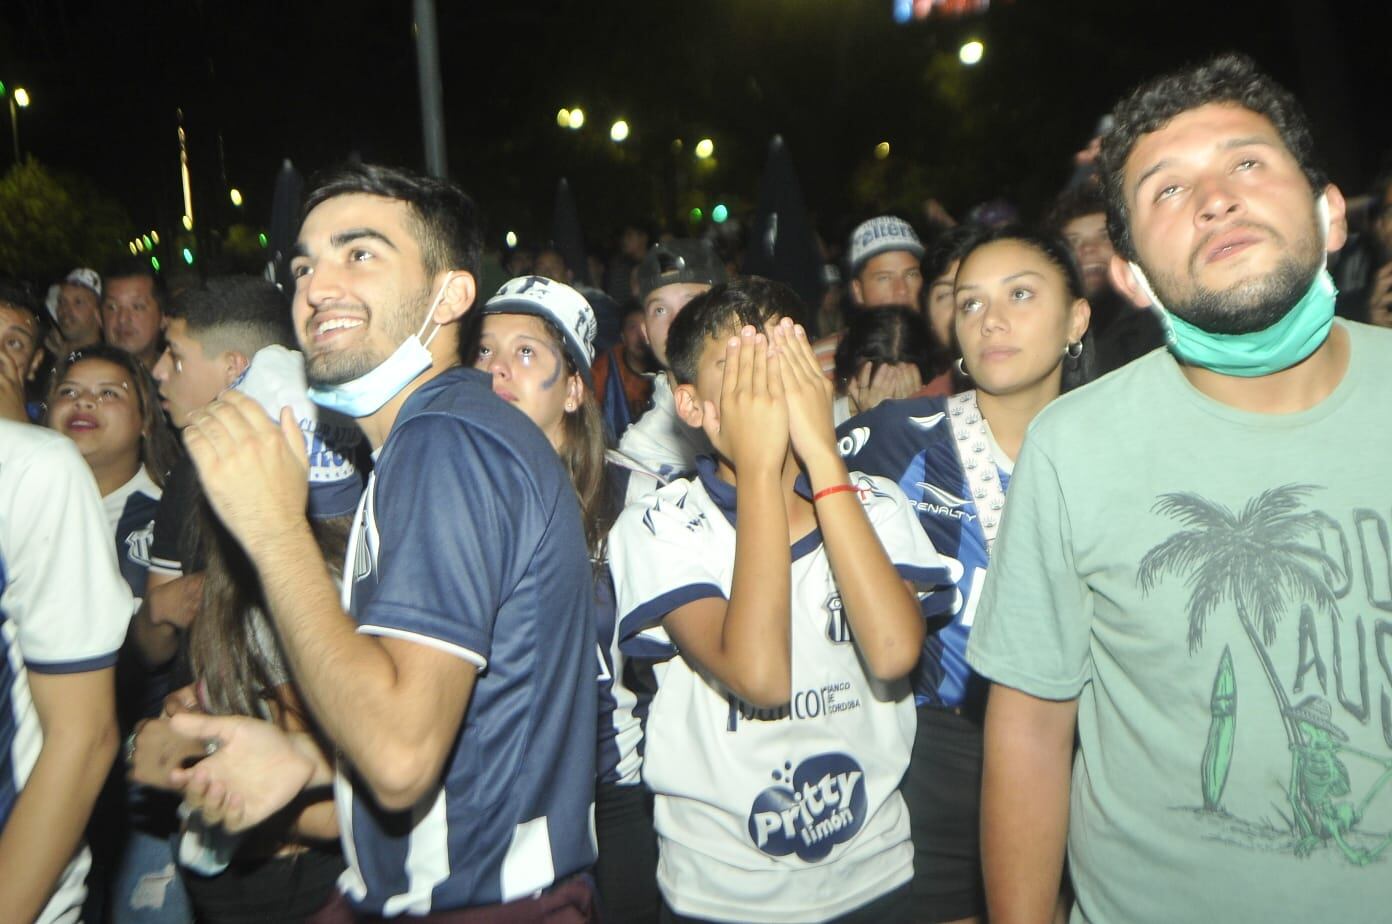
[307,273,455,418]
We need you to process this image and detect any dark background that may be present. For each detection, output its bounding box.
[0,0,1387,264]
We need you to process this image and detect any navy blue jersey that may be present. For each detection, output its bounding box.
[335,367,597,915]
[837,396,1006,709]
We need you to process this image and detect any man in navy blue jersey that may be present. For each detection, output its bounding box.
[164,164,599,919]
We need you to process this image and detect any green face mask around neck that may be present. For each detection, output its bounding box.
[1128,194,1337,378]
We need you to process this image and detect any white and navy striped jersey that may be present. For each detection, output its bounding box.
[595,453,663,787]
[837,395,1002,710]
[102,467,161,605]
[334,368,597,916]
[0,422,133,923]
[609,458,955,922]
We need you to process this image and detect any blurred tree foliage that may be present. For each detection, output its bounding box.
[0,159,132,281]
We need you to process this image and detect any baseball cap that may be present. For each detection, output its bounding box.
[484,275,598,384]
[636,240,726,303]
[63,267,103,299]
[847,217,924,276]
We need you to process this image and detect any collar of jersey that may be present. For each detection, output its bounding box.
[694,454,822,560]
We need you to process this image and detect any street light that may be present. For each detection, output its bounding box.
[567,107,585,130]
[5,84,31,162]
[959,40,984,65]
[694,138,715,160]
[229,188,244,207]
[874,141,891,160]
[610,119,630,143]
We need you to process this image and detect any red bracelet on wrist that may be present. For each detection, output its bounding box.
[813,483,858,503]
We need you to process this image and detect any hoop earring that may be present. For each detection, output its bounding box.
[1065,340,1083,359]
[954,357,969,378]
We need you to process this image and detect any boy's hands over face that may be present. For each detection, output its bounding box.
[772,319,837,465]
[708,326,787,475]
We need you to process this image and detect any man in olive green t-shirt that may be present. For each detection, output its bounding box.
[967,53,1392,924]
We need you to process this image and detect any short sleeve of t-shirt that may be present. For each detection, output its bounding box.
[149,456,201,577]
[852,472,960,618]
[7,432,132,671]
[964,437,1091,699]
[610,482,726,661]
[355,416,532,667]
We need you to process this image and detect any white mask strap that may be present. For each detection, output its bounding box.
[417,272,456,348]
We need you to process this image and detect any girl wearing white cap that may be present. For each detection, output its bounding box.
[476,275,661,924]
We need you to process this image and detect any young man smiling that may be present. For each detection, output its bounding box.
[165,165,598,920]
[969,54,1392,924]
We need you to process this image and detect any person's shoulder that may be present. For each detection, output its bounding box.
[612,475,712,542]
[0,419,86,471]
[388,368,558,465]
[837,393,951,460]
[1028,347,1173,446]
[1346,319,1392,349]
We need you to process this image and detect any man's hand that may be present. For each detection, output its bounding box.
[706,326,788,475]
[127,718,209,791]
[845,360,923,416]
[168,713,319,833]
[182,390,310,553]
[0,349,29,423]
[772,319,838,464]
[1368,262,1392,328]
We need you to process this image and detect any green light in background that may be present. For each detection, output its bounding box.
[258,232,268,248]
[689,207,702,223]
[150,256,161,272]
[182,247,194,265]
[712,204,729,224]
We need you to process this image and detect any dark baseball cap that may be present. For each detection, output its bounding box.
[636,240,726,303]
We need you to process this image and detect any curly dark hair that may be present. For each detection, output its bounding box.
[1098,53,1327,261]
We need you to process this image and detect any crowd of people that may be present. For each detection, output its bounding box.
[2,51,1391,924]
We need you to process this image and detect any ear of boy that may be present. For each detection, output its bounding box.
[224,351,250,386]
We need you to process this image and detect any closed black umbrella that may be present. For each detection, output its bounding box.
[743,135,824,312]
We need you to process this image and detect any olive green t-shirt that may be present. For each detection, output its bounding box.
[968,322,1392,923]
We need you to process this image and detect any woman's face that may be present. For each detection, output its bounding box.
[48,358,145,469]
[475,313,582,448]
[953,239,1089,397]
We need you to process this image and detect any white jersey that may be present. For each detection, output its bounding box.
[0,422,133,923]
[609,461,954,922]
[616,373,710,480]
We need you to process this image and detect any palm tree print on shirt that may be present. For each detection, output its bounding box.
[1137,484,1392,864]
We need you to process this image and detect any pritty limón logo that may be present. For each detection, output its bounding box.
[747,753,867,862]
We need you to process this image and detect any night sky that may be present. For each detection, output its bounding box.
[1,0,1388,256]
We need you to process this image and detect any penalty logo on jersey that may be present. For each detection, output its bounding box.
[747,752,867,862]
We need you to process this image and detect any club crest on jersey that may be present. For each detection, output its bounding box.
[125,521,154,567]
[824,592,851,644]
[747,752,867,862]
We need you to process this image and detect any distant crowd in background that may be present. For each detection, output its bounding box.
[2,49,1392,924]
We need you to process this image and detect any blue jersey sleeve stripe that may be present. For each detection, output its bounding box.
[359,602,492,662]
[618,583,725,645]
[26,651,119,674]
[356,624,488,670]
